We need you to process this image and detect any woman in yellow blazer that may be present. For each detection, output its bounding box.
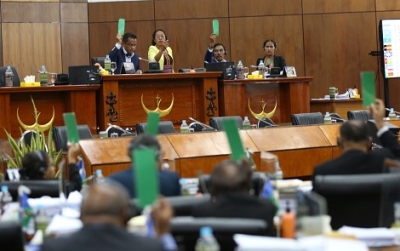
[148,29,174,72]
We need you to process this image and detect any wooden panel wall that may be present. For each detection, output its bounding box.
[2,0,400,109]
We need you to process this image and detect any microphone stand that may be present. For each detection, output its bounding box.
[188,117,217,131]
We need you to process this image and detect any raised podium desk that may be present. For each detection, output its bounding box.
[218,77,312,124]
[310,98,363,119]
[98,72,221,131]
[0,84,100,138]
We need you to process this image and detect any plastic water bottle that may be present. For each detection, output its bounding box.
[5,66,14,87]
[324,112,331,124]
[274,159,283,180]
[242,116,251,130]
[389,108,396,120]
[236,60,244,79]
[258,61,266,78]
[104,55,111,74]
[35,205,50,234]
[1,185,12,214]
[95,169,105,184]
[40,65,47,86]
[180,120,189,133]
[195,226,220,251]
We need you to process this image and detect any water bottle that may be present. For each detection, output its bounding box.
[324,112,331,124]
[35,205,50,234]
[40,65,47,86]
[195,226,220,251]
[274,159,283,180]
[104,55,111,74]
[389,108,396,120]
[5,66,14,87]
[236,60,244,79]
[1,185,12,214]
[94,169,105,184]
[258,61,266,78]
[180,119,189,133]
[242,116,251,130]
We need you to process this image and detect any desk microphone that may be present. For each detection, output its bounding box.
[329,113,346,122]
[138,57,150,62]
[256,118,278,128]
[385,108,400,115]
[188,117,216,131]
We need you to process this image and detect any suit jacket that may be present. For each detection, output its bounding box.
[41,224,164,251]
[108,168,181,198]
[108,46,140,74]
[192,192,276,236]
[312,130,400,185]
[256,55,286,70]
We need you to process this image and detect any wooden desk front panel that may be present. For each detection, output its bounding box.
[0,85,99,138]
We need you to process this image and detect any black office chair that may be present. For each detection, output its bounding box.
[0,222,24,251]
[171,217,267,251]
[0,180,64,201]
[198,172,267,196]
[135,121,176,135]
[209,116,243,131]
[105,124,133,138]
[329,113,346,123]
[257,117,276,128]
[291,112,324,125]
[19,130,48,151]
[0,66,20,87]
[313,173,400,230]
[52,125,93,151]
[347,110,372,121]
[91,57,106,68]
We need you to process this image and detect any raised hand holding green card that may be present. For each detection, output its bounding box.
[360,71,376,107]
[63,113,79,144]
[145,112,160,136]
[222,119,246,161]
[212,19,219,36]
[118,18,125,35]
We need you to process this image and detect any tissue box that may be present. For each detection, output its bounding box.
[20,82,40,87]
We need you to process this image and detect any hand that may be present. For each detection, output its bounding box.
[67,142,81,164]
[116,33,123,44]
[135,69,143,75]
[209,33,216,45]
[369,98,385,130]
[151,197,173,236]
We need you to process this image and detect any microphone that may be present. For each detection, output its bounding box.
[106,123,133,135]
[138,57,150,62]
[385,108,400,115]
[329,113,346,122]
[188,117,217,131]
[256,118,278,128]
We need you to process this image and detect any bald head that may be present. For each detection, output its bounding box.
[210,159,252,197]
[338,120,371,152]
[80,181,130,226]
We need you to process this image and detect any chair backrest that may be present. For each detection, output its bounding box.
[52,125,93,151]
[291,112,324,125]
[105,124,134,138]
[198,172,267,196]
[347,110,372,121]
[0,66,20,87]
[91,57,106,68]
[135,121,176,135]
[0,222,24,251]
[209,116,243,131]
[1,180,63,201]
[313,173,400,230]
[171,217,267,251]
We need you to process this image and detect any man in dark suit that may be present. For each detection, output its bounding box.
[204,34,228,66]
[109,32,142,74]
[192,159,276,236]
[108,134,181,198]
[41,182,172,251]
[312,99,400,184]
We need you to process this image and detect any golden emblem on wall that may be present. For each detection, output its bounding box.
[17,106,55,132]
[248,98,277,120]
[141,94,174,117]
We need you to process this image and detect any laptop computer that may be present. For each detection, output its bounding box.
[267,67,285,78]
[206,61,235,79]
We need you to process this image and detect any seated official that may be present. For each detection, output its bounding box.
[312,99,400,186]
[108,134,181,198]
[109,32,142,74]
[148,29,174,72]
[20,143,82,192]
[204,33,228,67]
[256,39,286,72]
[192,159,276,236]
[41,181,176,251]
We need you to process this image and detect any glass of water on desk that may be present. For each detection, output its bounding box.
[243,67,249,79]
[110,62,117,75]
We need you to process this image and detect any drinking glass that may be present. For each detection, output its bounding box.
[110,62,117,75]
[243,67,249,78]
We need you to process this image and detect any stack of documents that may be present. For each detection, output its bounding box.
[338,226,398,247]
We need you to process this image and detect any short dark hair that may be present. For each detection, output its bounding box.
[151,29,167,46]
[340,120,369,143]
[127,134,161,159]
[213,43,227,54]
[210,159,252,197]
[21,150,49,180]
[122,33,137,43]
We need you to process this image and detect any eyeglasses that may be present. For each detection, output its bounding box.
[155,35,165,39]
[125,43,137,47]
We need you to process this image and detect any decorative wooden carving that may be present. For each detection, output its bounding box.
[206,87,217,117]
[106,91,118,122]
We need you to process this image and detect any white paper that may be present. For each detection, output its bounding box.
[338,226,397,247]
[46,214,82,236]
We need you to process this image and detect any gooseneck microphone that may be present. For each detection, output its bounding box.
[188,117,217,131]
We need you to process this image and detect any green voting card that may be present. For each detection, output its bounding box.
[133,148,159,208]
[63,113,79,144]
[145,112,160,135]
[118,18,125,35]
[361,71,376,107]
[222,119,246,161]
[212,19,219,36]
